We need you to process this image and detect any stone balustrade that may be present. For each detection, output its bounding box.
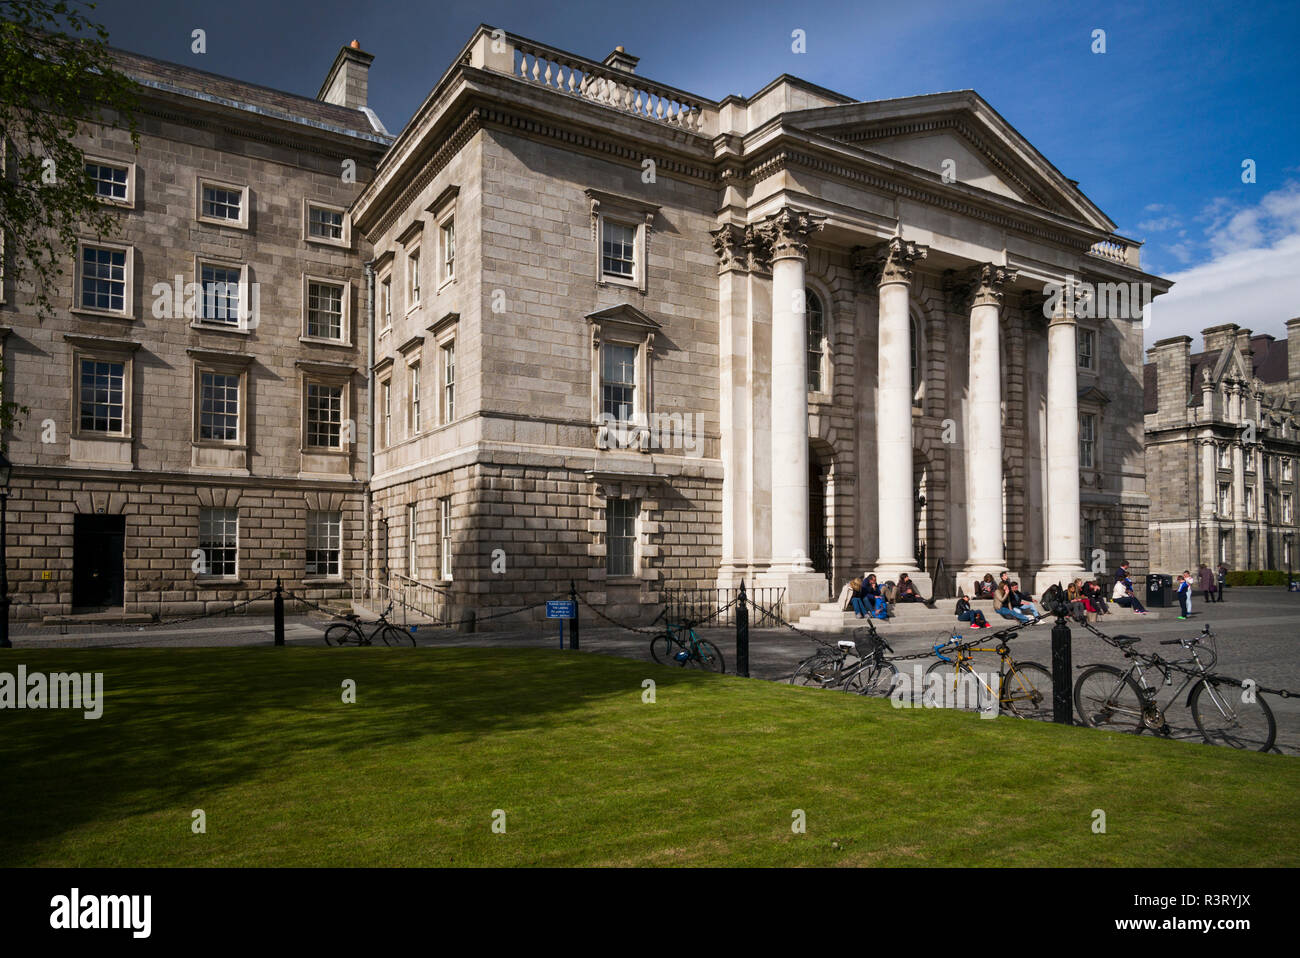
[478,31,716,136]
[1089,235,1142,267]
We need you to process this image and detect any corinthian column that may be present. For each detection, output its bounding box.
[1035,286,1089,594]
[766,207,823,573]
[869,237,929,585]
[963,264,1016,577]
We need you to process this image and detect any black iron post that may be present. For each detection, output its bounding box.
[1050,586,1072,723]
[735,581,749,678]
[0,490,10,649]
[273,578,285,646]
[569,579,579,650]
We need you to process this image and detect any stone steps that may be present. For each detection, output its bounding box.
[794,598,1164,632]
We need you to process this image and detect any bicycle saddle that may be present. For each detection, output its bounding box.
[1112,635,1141,645]
[344,613,361,622]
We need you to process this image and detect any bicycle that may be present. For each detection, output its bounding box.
[923,629,1053,719]
[649,610,725,672]
[789,623,899,696]
[1073,625,1276,751]
[323,603,415,647]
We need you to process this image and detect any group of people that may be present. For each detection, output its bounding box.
[846,572,933,620]
[847,560,1229,627]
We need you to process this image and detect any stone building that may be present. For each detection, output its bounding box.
[1145,321,1300,574]
[2,25,1166,625]
[1,43,389,620]
[352,26,1167,624]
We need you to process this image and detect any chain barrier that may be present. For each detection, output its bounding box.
[286,590,550,633]
[573,592,673,636]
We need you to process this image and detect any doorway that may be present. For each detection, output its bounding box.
[72,514,126,608]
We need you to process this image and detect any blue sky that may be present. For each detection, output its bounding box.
[91,0,1299,347]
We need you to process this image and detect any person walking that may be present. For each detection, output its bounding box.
[1197,562,1218,604]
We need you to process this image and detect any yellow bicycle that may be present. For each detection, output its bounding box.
[924,633,1053,719]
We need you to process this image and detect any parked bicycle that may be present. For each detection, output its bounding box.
[1073,625,1275,751]
[789,624,899,696]
[323,603,415,647]
[924,629,1053,719]
[649,610,725,672]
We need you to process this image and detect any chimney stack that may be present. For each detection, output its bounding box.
[1286,317,1300,400]
[1149,336,1192,423]
[318,40,374,111]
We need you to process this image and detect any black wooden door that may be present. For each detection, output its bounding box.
[72,515,126,607]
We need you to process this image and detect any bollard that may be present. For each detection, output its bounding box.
[736,581,749,678]
[569,579,579,651]
[1050,592,1071,723]
[273,578,285,647]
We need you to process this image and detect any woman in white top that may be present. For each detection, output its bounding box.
[1111,577,1148,614]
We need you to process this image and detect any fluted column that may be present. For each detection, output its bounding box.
[869,237,928,575]
[966,264,1017,569]
[766,207,824,572]
[1200,438,1216,515]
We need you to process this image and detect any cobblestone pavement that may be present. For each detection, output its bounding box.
[9,588,1298,755]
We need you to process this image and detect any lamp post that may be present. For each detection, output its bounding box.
[0,450,11,649]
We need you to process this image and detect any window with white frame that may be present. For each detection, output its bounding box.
[439,498,452,580]
[306,203,345,243]
[407,247,421,308]
[408,361,421,433]
[306,511,342,578]
[1082,517,1098,567]
[197,179,248,228]
[1079,413,1097,469]
[77,242,130,314]
[380,276,392,331]
[306,279,345,341]
[381,378,391,448]
[1284,493,1293,524]
[1219,482,1232,516]
[1285,458,1293,481]
[806,289,825,393]
[305,382,343,449]
[601,344,636,423]
[1219,444,1232,469]
[1245,485,1255,518]
[85,159,130,204]
[1219,531,1230,564]
[1286,537,1293,567]
[78,357,126,433]
[601,220,636,280]
[441,340,455,425]
[197,370,240,442]
[606,498,638,576]
[198,508,238,578]
[407,503,418,579]
[199,262,244,326]
[1078,329,1095,370]
[910,314,922,404]
[441,218,455,282]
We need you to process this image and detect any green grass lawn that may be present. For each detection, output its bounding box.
[1,647,1296,866]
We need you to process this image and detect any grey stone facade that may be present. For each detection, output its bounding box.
[1145,321,1300,575]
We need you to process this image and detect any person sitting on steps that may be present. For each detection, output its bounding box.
[994,581,1033,624]
[894,572,937,608]
[954,595,990,628]
[1112,576,1148,614]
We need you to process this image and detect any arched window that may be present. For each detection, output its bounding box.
[806,289,825,393]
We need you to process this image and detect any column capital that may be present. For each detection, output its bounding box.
[944,262,1019,311]
[853,236,929,288]
[710,224,746,273]
[762,206,826,262]
[742,222,773,274]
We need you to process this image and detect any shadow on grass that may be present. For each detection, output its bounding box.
[0,647,710,864]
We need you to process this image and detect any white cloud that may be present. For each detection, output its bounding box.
[1137,216,1182,232]
[1143,182,1300,349]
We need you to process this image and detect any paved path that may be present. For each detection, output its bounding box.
[10,588,1298,755]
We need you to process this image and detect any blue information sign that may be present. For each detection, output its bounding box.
[546,600,576,619]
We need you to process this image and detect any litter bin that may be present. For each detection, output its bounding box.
[1145,573,1173,607]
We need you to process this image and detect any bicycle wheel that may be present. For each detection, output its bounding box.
[923,658,989,711]
[845,662,899,697]
[1190,679,1276,752]
[324,623,357,646]
[689,639,725,673]
[650,633,682,666]
[1000,661,1053,721]
[1073,665,1145,731]
[380,624,415,647]
[790,655,841,689]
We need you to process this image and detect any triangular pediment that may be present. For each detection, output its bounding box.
[1210,345,1250,385]
[785,91,1115,231]
[585,304,662,331]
